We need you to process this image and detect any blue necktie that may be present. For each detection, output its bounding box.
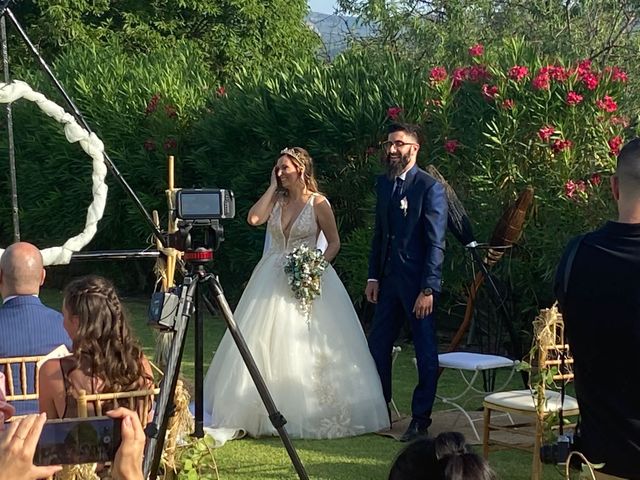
[392,177,404,202]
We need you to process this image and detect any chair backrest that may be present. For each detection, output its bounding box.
[530,305,574,391]
[0,355,45,401]
[76,387,159,427]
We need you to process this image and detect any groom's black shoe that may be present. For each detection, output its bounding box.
[399,419,428,442]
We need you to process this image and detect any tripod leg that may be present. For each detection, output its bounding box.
[204,275,309,480]
[143,277,198,479]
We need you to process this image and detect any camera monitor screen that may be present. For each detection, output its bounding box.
[176,188,235,220]
[34,416,122,466]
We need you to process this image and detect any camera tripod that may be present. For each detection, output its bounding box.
[143,250,309,480]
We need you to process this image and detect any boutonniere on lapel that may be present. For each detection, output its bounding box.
[400,197,408,217]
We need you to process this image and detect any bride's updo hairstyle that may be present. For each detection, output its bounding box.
[63,275,151,392]
[279,147,321,194]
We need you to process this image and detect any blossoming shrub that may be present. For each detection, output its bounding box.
[419,39,630,322]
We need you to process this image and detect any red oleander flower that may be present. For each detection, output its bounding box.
[581,72,598,90]
[532,73,550,90]
[501,99,515,109]
[552,138,573,153]
[566,91,583,106]
[216,86,226,96]
[387,106,403,120]
[508,65,529,81]
[467,65,489,82]
[429,66,448,83]
[596,95,618,112]
[164,105,177,118]
[144,93,161,115]
[577,59,592,77]
[608,136,623,156]
[163,138,177,150]
[468,44,484,57]
[565,180,577,198]
[143,139,156,152]
[590,173,602,186]
[452,67,468,89]
[538,126,556,142]
[540,65,569,82]
[481,83,499,101]
[444,139,459,154]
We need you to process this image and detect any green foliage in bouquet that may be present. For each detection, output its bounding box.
[284,244,329,321]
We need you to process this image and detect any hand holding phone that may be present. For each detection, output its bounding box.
[108,408,146,480]
[34,416,122,466]
[0,413,63,480]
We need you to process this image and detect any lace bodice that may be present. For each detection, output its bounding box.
[266,195,318,254]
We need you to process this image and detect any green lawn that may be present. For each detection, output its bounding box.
[40,289,565,479]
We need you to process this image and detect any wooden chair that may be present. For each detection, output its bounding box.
[76,386,160,427]
[0,356,46,416]
[482,306,579,480]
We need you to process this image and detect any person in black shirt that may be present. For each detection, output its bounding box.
[555,138,640,479]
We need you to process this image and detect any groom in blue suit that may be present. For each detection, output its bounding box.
[366,123,448,442]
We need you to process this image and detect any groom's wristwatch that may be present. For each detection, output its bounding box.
[421,288,433,297]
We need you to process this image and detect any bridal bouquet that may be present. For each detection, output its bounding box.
[284,244,329,323]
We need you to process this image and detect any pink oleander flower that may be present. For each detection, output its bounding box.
[143,139,156,152]
[481,84,499,101]
[590,173,602,186]
[444,139,459,154]
[596,95,618,112]
[429,66,448,83]
[387,106,403,120]
[216,86,226,96]
[565,180,577,198]
[552,138,573,153]
[581,72,598,90]
[538,126,556,142]
[540,65,569,82]
[611,66,628,83]
[576,180,587,193]
[501,99,515,109]
[611,116,630,128]
[508,65,529,81]
[566,91,583,106]
[468,44,484,57]
[532,73,550,90]
[608,136,624,156]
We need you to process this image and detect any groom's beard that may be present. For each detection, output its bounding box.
[385,152,410,179]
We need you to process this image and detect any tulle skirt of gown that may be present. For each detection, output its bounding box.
[203,253,389,441]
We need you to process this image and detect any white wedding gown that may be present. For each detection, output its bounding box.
[203,195,389,443]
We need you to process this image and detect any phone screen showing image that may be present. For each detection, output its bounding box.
[34,416,122,466]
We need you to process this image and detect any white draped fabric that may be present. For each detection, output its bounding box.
[0,80,108,265]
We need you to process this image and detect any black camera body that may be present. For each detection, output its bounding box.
[540,434,572,464]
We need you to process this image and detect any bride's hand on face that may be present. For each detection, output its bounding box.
[270,166,279,190]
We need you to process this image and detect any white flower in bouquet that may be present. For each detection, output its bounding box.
[283,244,329,325]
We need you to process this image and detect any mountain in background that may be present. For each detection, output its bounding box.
[306,12,374,59]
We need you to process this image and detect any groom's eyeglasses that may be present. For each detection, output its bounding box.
[381,140,418,152]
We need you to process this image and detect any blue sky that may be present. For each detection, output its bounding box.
[308,0,338,14]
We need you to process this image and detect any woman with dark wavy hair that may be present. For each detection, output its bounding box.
[38,275,153,419]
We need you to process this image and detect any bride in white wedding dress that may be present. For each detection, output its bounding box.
[203,147,389,442]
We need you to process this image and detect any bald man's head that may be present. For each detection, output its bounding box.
[0,242,45,297]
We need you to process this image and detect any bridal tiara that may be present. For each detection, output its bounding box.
[280,147,303,163]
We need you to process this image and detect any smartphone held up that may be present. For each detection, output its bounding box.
[33,416,122,466]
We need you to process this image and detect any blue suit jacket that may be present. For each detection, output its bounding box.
[368,164,448,293]
[0,296,72,413]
